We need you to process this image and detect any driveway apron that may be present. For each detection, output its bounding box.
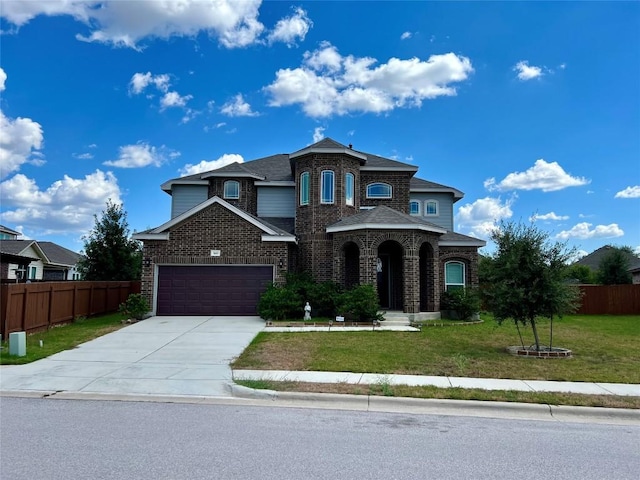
[0,316,264,397]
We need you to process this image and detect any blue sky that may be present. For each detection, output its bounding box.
[1,0,638,259]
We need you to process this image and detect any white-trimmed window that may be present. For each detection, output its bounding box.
[321,170,334,204]
[445,261,465,291]
[345,172,354,206]
[300,172,310,206]
[425,199,438,216]
[223,180,240,199]
[366,182,392,199]
[409,200,420,215]
[29,266,37,280]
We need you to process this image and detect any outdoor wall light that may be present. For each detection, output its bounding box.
[278,259,284,269]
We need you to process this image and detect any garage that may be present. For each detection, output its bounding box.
[156,265,273,316]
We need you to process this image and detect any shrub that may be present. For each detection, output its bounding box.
[337,284,383,322]
[440,288,480,321]
[306,281,343,317]
[118,293,150,320]
[257,284,302,320]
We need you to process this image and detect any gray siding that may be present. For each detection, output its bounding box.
[409,193,454,230]
[171,185,209,218]
[257,187,295,218]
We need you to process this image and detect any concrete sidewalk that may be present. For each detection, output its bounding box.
[233,369,640,397]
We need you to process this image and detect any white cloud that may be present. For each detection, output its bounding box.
[221,94,259,117]
[267,7,312,46]
[73,152,94,160]
[513,60,543,81]
[529,211,569,222]
[0,69,45,179]
[555,222,624,240]
[456,196,515,239]
[312,127,325,143]
[485,159,590,192]
[615,186,640,198]
[2,0,266,49]
[103,143,175,168]
[0,170,121,234]
[161,91,193,110]
[129,72,170,95]
[179,154,244,176]
[265,41,473,118]
[635,246,640,256]
[400,32,412,40]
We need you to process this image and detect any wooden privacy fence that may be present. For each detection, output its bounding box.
[0,281,141,339]
[577,284,640,315]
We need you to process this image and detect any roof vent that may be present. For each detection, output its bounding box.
[348,144,353,149]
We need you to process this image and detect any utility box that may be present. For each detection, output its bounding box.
[9,332,26,357]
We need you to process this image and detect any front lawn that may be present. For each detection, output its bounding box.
[0,313,125,365]
[232,314,640,384]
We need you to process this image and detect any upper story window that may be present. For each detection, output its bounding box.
[366,182,392,199]
[445,261,465,291]
[409,200,420,215]
[345,173,354,206]
[223,180,240,199]
[321,170,334,204]
[425,200,438,216]
[300,172,310,206]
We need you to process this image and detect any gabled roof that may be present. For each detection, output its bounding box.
[326,206,447,234]
[37,242,82,267]
[410,177,464,200]
[133,196,296,243]
[575,245,640,270]
[0,224,20,236]
[439,231,486,247]
[290,138,367,163]
[201,161,266,180]
[0,240,39,260]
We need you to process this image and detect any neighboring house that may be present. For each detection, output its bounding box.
[134,138,485,317]
[629,261,640,285]
[0,225,20,240]
[0,239,82,281]
[575,245,640,279]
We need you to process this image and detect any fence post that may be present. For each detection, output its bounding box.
[21,285,28,333]
[47,284,54,329]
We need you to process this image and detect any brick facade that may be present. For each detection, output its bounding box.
[208,178,257,215]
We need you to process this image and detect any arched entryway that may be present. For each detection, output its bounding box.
[343,241,360,289]
[419,242,435,312]
[377,240,403,310]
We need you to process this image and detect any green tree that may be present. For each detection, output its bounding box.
[564,264,595,284]
[597,248,633,285]
[78,200,142,281]
[481,221,581,351]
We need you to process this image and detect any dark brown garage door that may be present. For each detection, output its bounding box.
[157,265,273,316]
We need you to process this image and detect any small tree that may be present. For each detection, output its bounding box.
[597,248,633,285]
[564,264,595,284]
[482,221,581,351]
[78,200,142,281]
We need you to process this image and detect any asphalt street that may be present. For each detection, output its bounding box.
[2,397,639,480]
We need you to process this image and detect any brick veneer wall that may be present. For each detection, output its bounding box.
[294,152,360,281]
[359,171,412,213]
[140,202,288,309]
[438,246,480,293]
[208,178,257,215]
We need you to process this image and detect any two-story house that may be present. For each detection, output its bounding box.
[134,138,485,318]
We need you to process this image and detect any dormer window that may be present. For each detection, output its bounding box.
[425,200,438,216]
[366,182,392,199]
[345,173,354,206]
[409,200,420,215]
[300,172,310,206]
[321,170,334,204]
[223,180,239,199]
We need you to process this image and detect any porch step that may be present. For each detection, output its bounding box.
[381,311,442,325]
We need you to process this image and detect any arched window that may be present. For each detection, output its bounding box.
[300,172,310,206]
[425,199,438,216]
[321,170,334,204]
[445,261,465,291]
[345,172,354,206]
[409,200,420,215]
[223,180,239,199]
[366,182,392,199]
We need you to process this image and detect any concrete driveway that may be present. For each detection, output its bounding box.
[0,316,264,397]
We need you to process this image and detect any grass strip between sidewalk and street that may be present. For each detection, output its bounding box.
[235,379,640,409]
[0,313,125,365]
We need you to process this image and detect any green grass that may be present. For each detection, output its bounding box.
[0,313,126,365]
[234,379,640,409]
[232,314,640,384]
